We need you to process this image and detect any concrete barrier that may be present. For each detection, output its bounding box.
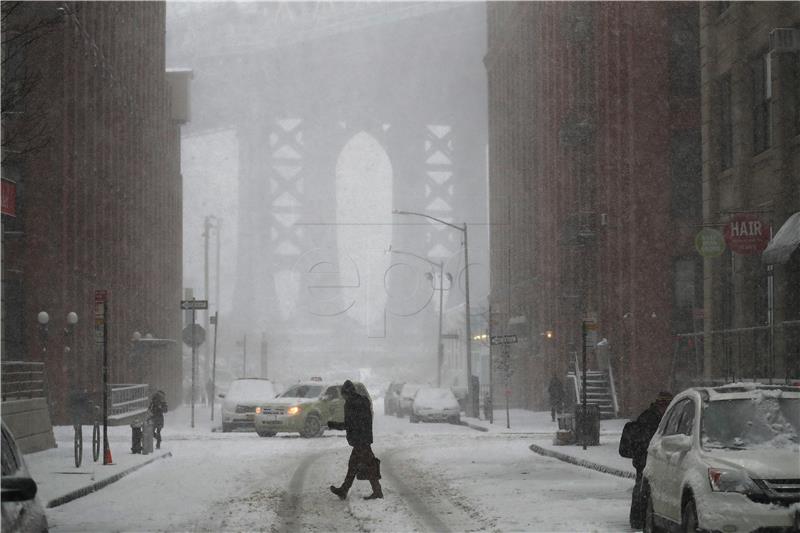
[2,398,56,453]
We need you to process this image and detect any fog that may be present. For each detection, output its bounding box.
[166,2,490,389]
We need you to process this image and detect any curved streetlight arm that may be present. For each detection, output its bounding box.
[392,209,464,232]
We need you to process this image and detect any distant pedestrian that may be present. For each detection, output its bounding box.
[624,391,672,529]
[206,378,215,406]
[548,375,564,422]
[148,390,168,449]
[327,380,383,500]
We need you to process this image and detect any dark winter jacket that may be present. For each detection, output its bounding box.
[330,391,373,447]
[630,403,664,470]
[149,395,168,427]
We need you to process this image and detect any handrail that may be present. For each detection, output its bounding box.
[607,363,619,417]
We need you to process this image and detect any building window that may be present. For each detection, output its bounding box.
[669,10,699,97]
[670,129,701,219]
[752,53,772,154]
[787,52,800,137]
[674,257,701,333]
[718,73,733,170]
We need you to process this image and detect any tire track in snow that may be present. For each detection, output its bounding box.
[382,448,496,532]
[274,450,326,533]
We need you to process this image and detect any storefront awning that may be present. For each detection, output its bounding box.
[763,212,800,265]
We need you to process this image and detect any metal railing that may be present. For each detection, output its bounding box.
[671,320,800,391]
[109,384,150,420]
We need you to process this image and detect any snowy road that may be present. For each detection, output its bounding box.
[45,409,635,532]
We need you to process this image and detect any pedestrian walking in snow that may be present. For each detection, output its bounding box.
[328,380,383,500]
[623,390,672,529]
[206,378,215,407]
[148,390,168,449]
[548,375,564,422]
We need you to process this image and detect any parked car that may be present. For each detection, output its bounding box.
[383,381,405,416]
[1,421,48,533]
[410,387,460,424]
[254,381,370,438]
[642,383,800,533]
[219,378,277,432]
[397,383,423,417]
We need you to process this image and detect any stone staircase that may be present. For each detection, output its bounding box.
[585,370,616,419]
[567,369,617,419]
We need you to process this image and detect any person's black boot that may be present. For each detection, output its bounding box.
[329,485,347,500]
[363,491,383,500]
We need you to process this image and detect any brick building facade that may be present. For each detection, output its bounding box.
[486,2,701,415]
[2,1,186,420]
[699,2,800,385]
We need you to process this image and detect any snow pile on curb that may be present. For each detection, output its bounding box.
[47,452,173,508]
[528,443,635,479]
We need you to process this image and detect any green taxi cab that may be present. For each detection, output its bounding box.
[253,380,370,438]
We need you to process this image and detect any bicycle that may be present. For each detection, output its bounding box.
[70,391,101,467]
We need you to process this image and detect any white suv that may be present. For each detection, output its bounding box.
[642,383,800,533]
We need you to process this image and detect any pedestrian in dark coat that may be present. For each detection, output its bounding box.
[548,376,564,422]
[328,380,383,500]
[148,390,168,449]
[628,390,672,529]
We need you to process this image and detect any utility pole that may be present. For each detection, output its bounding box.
[242,333,247,377]
[202,216,215,394]
[437,260,444,387]
[210,311,219,422]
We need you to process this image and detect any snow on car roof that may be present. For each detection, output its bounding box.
[704,383,800,401]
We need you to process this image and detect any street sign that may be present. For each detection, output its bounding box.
[695,228,726,257]
[94,290,108,345]
[490,334,518,345]
[181,299,208,310]
[182,324,206,348]
[724,213,770,255]
[582,319,598,348]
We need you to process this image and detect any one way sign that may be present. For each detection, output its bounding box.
[490,335,518,345]
[181,299,208,310]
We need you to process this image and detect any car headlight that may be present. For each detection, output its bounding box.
[707,468,764,495]
[287,406,301,416]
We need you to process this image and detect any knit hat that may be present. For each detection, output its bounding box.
[656,391,673,404]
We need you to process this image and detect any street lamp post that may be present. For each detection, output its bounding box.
[393,209,475,417]
[388,248,451,387]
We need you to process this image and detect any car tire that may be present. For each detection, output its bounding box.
[410,414,419,423]
[449,416,461,425]
[681,498,702,533]
[301,415,321,438]
[256,431,276,438]
[222,423,232,433]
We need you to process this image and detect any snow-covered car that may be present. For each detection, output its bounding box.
[1,421,48,533]
[383,381,405,416]
[410,387,460,424]
[254,381,370,438]
[642,383,800,533]
[219,378,277,432]
[397,383,423,417]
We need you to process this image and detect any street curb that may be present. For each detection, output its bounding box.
[46,451,173,508]
[459,421,489,432]
[528,443,635,480]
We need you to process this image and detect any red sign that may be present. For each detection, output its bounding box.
[1,179,16,217]
[94,290,108,303]
[724,213,770,255]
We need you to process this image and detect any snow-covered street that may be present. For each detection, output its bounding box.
[40,405,634,532]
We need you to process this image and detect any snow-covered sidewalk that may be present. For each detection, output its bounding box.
[25,404,220,508]
[462,408,636,478]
